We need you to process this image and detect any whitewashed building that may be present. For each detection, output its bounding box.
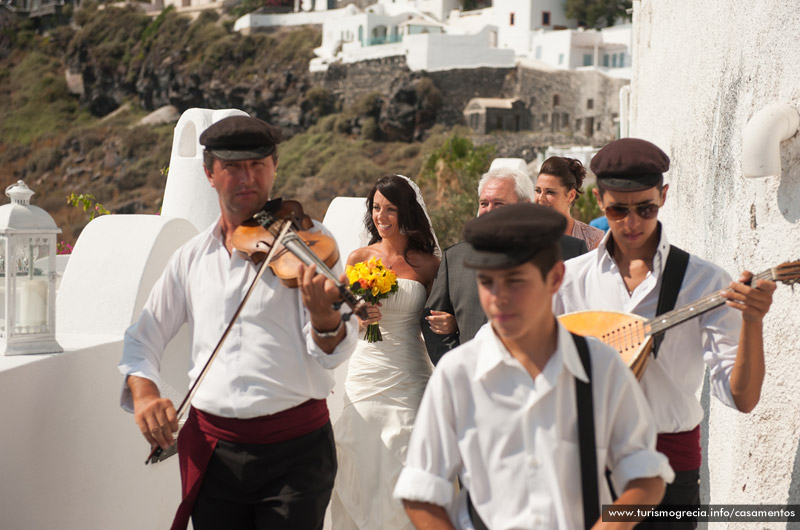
[529,24,631,79]
[628,0,800,515]
[309,2,515,72]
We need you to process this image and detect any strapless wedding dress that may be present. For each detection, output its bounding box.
[331,279,433,530]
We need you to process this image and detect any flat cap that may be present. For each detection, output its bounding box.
[199,115,282,161]
[590,138,670,191]
[463,203,566,269]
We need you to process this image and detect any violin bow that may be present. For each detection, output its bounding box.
[145,221,294,465]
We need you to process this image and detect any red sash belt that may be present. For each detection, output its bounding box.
[170,399,329,530]
[657,425,701,472]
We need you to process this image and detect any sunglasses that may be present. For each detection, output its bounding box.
[604,202,661,221]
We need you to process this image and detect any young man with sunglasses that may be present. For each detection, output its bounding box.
[554,138,776,527]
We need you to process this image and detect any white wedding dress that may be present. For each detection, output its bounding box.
[331,278,434,530]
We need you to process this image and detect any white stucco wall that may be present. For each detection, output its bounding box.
[233,8,341,33]
[405,27,515,71]
[160,108,247,233]
[1,212,197,529]
[531,29,572,69]
[56,215,198,339]
[630,0,800,520]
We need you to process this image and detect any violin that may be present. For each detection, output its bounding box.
[145,198,367,465]
[232,199,336,286]
[231,198,367,317]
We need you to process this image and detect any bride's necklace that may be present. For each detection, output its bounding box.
[386,254,404,270]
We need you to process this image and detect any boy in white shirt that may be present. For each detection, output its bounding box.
[394,203,673,529]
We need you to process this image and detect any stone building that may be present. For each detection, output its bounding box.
[318,56,627,145]
[463,97,531,134]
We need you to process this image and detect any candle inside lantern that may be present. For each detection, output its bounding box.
[18,277,48,328]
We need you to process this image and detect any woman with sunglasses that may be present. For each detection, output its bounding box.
[534,156,605,250]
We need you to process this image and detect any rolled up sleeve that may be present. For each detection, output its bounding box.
[118,257,187,412]
[611,447,674,494]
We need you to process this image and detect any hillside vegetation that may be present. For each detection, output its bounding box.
[0,4,599,249]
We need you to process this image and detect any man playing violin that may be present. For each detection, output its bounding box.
[554,138,776,528]
[118,115,357,530]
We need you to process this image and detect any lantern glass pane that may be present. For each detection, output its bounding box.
[13,237,51,334]
[0,237,5,335]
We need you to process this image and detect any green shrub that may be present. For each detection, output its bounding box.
[305,86,336,117]
[415,77,442,112]
[352,92,382,118]
[360,117,378,141]
[571,184,603,223]
[419,132,494,247]
[270,27,321,66]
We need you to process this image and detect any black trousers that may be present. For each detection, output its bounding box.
[636,468,701,530]
[191,422,337,530]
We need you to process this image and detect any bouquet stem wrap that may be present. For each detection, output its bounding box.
[364,323,382,342]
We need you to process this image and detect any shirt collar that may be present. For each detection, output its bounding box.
[472,324,504,381]
[472,321,589,384]
[652,223,671,277]
[596,222,671,275]
[210,216,224,243]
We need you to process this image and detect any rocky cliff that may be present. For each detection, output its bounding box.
[0,4,620,244]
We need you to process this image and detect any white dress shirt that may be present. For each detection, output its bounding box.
[554,228,741,434]
[118,217,357,418]
[394,322,673,530]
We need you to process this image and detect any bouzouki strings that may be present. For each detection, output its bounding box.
[560,260,800,378]
[610,267,789,350]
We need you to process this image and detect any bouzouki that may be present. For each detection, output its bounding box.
[558,260,800,379]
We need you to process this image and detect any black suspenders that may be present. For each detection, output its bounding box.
[573,332,599,530]
[468,333,598,530]
[653,245,690,357]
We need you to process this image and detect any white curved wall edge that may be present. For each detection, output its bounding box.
[322,196,368,265]
[320,196,367,530]
[321,196,367,424]
[56,214,198,340]
[161,107,249,234]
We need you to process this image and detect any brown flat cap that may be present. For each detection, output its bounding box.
[199,115,283,161]
[590,138,670,191]
[463,203,566,269]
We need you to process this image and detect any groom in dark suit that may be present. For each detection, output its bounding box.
[422,167,587,364]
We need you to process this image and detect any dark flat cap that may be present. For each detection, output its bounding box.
[590,138,670,191]
[463,203,566,269]
[199,115,282,161]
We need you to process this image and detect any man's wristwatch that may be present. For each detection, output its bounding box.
[312,318,344,338]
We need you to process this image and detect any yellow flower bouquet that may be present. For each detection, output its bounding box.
[346,257,399,342]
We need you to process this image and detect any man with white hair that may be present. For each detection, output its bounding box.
[422,166,587,364]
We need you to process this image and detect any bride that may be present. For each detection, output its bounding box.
[330,174,440,530]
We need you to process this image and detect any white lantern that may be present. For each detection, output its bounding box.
[0,181,62,355]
